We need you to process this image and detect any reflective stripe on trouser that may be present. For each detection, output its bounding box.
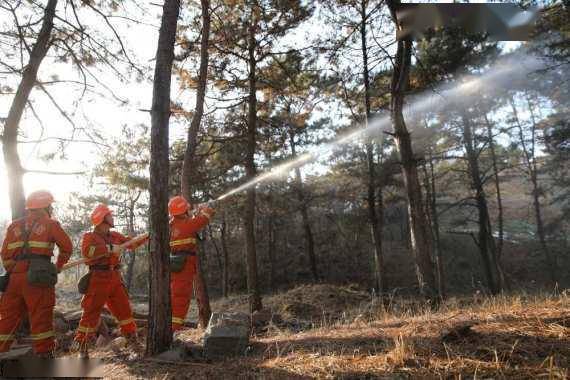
[171,256,197,331]
[75,271,136,343]
[0,272,56,354]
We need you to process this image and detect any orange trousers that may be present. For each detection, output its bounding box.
[75,270,136,343]
[171,256,196,331]
[0,270,55,354]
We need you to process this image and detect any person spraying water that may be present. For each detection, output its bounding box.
[167,196,215,332]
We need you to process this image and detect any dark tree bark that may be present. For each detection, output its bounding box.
[194,252,211,328]
[387,0,437,301]
[289,131,318,282]
[208,225,223,275]
[483,114,507,290]
[2,0,57,220]
[220,212,229,298]
[483,115,504,261]
[181,0,210,198]
[461,113,501,294]
[244,8,262,312]
[266,211,277,290]
[375,182,386,296]
[359,0,384,295]
[180,0,212,329]
[510,95,557,284]
[125,197,137,292]
[427,150,445,299]
[147,0,180,355]
[421,156,445,300]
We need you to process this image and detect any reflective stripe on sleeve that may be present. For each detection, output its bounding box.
[77,325,97,334]
[118,318,135,326]
[170,237,197,247]
[172,317,185,325]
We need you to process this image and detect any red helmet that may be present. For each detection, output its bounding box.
[25,190,55,210]
[91,204,112,226]
[168,196,189,216]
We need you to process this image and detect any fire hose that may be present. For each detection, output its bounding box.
[60,233,149,272]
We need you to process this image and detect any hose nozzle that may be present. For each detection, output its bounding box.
[196,199,217,209]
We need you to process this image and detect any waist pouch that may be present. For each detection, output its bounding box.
[0,272,10,292]
[89,264,120,271]
[169,251,195,273]
[77,272,91,294]
[26,256,58,288]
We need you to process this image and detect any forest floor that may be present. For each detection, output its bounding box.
[89,284,570,379]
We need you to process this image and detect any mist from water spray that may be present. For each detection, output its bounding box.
[214,54,543,203]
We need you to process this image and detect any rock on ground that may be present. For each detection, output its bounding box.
[203,312,250,359]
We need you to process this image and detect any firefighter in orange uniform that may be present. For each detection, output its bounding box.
[0,190,73,357]
[168,196,215,331]
[74,204,147,357]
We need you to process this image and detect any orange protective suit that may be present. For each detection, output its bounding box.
[169,207,214,331]
[0,213,73,354]
[74,231,147,344]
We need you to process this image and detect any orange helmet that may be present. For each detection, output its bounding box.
[168,196,189,216]
[91,204,112,226]
[25,190,55,210]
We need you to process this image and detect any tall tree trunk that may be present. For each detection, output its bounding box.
[181,0,210,197]
[520,95,557,284]
[220,212,229,298]
[422,157,445,300]
[483,115,504,261]
[207,224,224,293]
[375,184,386,294]
[125,199,137,292]
[194,246,211,327]
[147,0,180,355]
[125,249,136,292]
[387,0,437,301]
[360,0,384,295]
[180,0,212,329]
[483,114,507,290]
[427,151,445,299]
[461,113,500,294]
[5,1,58,340]
[244,8,262,312]
[266,212,277,291]
[2,0,57,220]
[289,131,318,282]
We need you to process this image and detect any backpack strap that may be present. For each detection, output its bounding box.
[19,220,37,257]
[14,219,41,261]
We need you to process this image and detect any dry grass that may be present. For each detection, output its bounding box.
[93,286,569,379]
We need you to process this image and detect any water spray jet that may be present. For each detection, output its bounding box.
[210,53,544,204]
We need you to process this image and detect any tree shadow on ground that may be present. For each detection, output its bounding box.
[106,314,569,379]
